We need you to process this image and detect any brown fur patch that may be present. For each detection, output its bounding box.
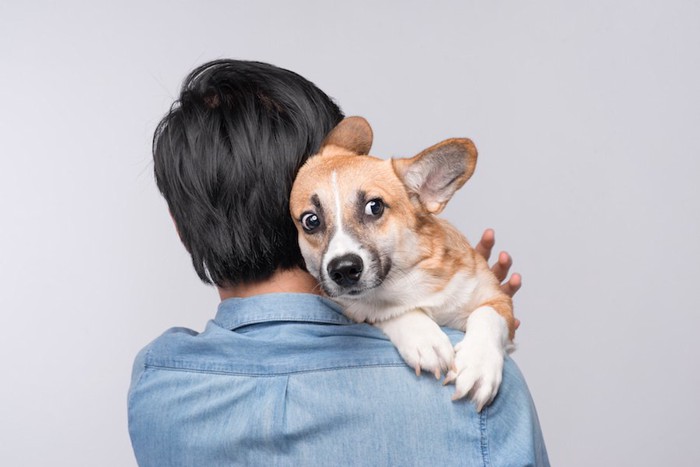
[319,116,373,156]
[480,295,516,341]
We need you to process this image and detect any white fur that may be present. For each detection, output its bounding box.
[341,269,477,326]
[322,171,372,276]
[375,309,455,379]
[332,171,343,230]
[445,306,508,411]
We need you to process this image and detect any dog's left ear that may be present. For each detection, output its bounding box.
[392,138,477,214]
[318,116,373,157]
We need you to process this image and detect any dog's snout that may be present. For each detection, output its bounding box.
[327,254,363,286]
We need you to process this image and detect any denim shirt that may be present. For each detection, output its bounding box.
[128,293,549,466]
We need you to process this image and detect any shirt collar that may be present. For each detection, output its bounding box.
[214,293,354,331]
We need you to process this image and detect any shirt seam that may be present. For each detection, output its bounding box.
[480,405,490,466]
[142,361,408,377]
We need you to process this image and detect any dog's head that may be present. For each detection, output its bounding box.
[290,117,477,302]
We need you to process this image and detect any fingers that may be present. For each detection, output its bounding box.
[477,228,523,299]
[475,228,495,261]
[500,272,522,298]
[491,251,512,282]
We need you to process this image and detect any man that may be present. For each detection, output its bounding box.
[128,59,549,466]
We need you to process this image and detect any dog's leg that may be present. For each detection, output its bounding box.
[444,305,509,411]
[375,309,454,379]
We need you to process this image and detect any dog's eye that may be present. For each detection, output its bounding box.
[301,212,321,232]
[364,199,384,217]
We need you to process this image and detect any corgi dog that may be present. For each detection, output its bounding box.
[289,117,516,411]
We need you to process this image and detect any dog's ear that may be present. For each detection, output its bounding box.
[392,138,477,214]
[318,116,373,157]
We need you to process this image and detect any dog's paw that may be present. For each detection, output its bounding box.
[443,306,509,412]
[395,325,455,379]
[376,310,454,379]
[444,337,504,411]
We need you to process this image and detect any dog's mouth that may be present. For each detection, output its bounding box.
[347,282,382,296]
[321,281,382,299]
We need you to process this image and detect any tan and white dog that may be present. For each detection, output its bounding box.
[289,117,516,411]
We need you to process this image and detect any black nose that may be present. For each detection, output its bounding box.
[327,254,364,286]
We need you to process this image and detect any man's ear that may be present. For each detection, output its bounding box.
[318,116,373,157]
[392,138,477,214]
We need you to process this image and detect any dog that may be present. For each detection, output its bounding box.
[289,117,516,411]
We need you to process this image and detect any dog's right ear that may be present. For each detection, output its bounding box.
[318,116,373,157]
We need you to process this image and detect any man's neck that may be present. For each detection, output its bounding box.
[218,268,321,301]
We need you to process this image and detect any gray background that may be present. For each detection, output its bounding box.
[1,1,698,465]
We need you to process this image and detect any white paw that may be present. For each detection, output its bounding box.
[377,310,454,379]
[443,306,509,412]
[395,325,455,379]
[444,337,504,411]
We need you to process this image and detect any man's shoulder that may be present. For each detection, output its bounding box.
[128,325,198,393]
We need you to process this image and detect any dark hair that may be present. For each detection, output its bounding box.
[153,59,344,286]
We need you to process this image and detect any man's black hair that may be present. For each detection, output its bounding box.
[153,59,344,286]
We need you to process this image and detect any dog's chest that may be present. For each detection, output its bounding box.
[342,268,481,330]
[417,270,481,329]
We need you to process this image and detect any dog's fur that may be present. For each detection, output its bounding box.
[290,117,515,411]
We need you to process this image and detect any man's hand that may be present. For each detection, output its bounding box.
[475,228,522,330]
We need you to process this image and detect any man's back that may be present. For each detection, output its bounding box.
[128,293,548,466]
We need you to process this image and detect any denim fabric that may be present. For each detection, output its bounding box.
[128,293,549,467]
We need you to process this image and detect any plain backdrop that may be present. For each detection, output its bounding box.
[1,1,698,466]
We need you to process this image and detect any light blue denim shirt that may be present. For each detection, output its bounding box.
[128,293,549,466]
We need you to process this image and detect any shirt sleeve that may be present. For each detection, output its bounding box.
[482,357,551,466]
[129,344,149,390]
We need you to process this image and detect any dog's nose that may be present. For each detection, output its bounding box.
[327,254,364,286]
